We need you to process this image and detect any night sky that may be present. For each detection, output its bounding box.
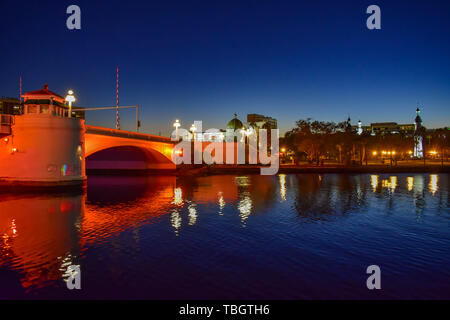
[1,0,449,135]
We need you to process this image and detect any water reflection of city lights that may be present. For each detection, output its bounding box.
[11,219,17,235]
[407,177,414,191]
[390,176,397,192]
[414,175,424,194]
[370,175,379,191]
[218,192,226,215]
[238,194,252,225]
[1,220,18,252]
[1,233,11,252]
[170,210,182,235]
[429,174,438,195]
[172,188,183,205]
[188,203,198,225]
[381,176,397,192]
[279,174,287,201]
[235,176,250,187]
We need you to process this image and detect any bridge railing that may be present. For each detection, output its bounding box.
[0,114,13,135]
[85,125,175,144]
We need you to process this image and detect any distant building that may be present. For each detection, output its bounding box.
[191,113,278,142]
[370,122,400,135]
[247,113,277,130]
[345,116,352,133]
[351,120,416,136]
[72,107,86,120]
[0,97,22,115]
[227,113,245,131]
[357,120,363,135]
[398,123,415,134]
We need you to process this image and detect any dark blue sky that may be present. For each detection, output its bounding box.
[1,0,449,135]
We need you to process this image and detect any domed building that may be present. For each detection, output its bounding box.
[246,113,277,130]
[227,113,244,131]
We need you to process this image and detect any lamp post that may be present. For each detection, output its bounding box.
[190,123,197,166]
[190,123,197,141]
[65,90,76,118]
[173,119,180,140]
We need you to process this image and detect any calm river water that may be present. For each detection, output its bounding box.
[0,173,449,299]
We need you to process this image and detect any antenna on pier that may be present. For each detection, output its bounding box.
[19,75,22,102]
[116,66,120,130]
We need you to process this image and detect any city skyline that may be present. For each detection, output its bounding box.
[1,0,449,135]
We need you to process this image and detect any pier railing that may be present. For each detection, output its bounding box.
[0,114,13,135]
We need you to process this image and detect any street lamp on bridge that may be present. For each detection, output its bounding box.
[173,119,181,140]
[65,90,76,118]
[190,123,197,141]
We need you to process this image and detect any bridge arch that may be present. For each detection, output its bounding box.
[85,128,176,171]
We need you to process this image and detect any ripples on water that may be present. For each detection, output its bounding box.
[0,173,449,299]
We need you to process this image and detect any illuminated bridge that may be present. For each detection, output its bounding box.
[85,125,176,172]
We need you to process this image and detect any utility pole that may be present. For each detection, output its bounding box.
[116,66,120,130]
[136,104,140,132]
[19,76,22,102]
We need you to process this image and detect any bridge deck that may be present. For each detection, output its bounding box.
[85,125,174,144]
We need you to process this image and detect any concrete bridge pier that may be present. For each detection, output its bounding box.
[0,113,86,186]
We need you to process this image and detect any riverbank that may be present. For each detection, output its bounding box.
[176,163,450,176]
[2,164,448,189]
[0,178,86,192]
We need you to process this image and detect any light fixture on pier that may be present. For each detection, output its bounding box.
[65,90,76,118]
[173,119,181,140]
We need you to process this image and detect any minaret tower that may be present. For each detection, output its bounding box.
[357,120,363,135]
[345,115,352,133]
[414,107,423,158]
